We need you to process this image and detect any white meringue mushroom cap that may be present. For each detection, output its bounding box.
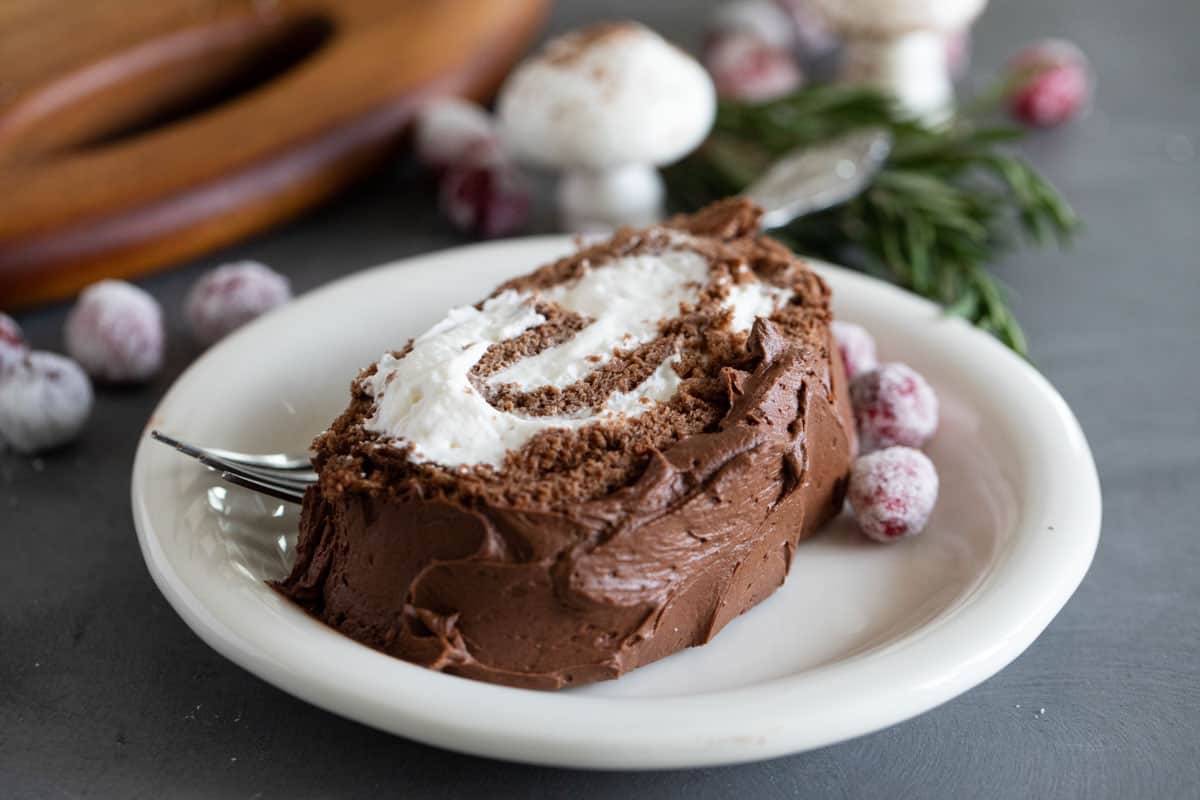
[497,22,716,171]
[809,0,986,34]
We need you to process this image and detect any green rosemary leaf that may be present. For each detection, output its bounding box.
[943,283,979,320]
[663,84,1081,357]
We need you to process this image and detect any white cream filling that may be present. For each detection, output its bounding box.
[726,280,793,333]
[487,250,707,390]
[363,250,792,468]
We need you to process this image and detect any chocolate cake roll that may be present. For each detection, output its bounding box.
[277,199,857,689]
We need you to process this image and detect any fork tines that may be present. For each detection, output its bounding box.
[151,430,314,504]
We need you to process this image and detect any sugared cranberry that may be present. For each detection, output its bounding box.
[64,280,164,383]
[850,363,939,452]
[831,321,878,381]
[413,97,497,171]
[185,261,292,345]
[1007,39,1092,128]
[438,140,532,239]
[706,33,804,102]
[848,446,939,542]
[707,0,797,51]
[0,313,28,374]
[0,351,93,454]
[773,0,836,58]
[945,28,971,81]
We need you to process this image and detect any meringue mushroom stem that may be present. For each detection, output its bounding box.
[841,30,952,120]
[557,164,666,231]
[497,23,716,232]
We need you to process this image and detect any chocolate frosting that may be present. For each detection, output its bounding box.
[276,200,856,689]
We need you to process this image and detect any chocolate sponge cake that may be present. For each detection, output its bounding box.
[277,199,857,689]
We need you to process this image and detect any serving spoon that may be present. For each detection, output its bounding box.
[746,128,892,230]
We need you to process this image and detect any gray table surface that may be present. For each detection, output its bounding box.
[3,0,1199,797]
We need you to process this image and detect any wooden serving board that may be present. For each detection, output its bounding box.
[0,0,549,309]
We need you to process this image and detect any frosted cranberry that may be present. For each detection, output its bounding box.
[773,0,836,57]
[848,446,939,542]
[1007,39,1092,128]
[185,261,292,345]
[413,97,497,171]
[64,280,164,383]
[707,1,797,51]
[706,34,804,102]
[945,28,971,81]
[0,351,93,454]
[850,363,939,452]
[438,141,532,239]
[0,313,28,374]
[831,321,878,380]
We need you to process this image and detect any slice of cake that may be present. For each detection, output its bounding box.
[276,199,856,689]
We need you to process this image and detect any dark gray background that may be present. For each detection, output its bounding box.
[3,0,1198,797]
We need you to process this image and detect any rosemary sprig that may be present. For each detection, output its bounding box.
[663,85,1080,355]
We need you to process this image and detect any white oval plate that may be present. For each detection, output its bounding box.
[133,237,1100,770]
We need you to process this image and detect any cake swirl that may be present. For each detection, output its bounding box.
[276,199,856,689]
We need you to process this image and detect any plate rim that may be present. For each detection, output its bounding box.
[132,236,1101,769]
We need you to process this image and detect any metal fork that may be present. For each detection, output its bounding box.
[150,430,316,504]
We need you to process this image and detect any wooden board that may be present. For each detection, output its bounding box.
[0,0,549,309]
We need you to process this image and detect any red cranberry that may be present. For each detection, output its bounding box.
[706,33,804,102]
[0,351,93,454]
[438,141,532,239]
[831,321,878,381]
[850,363,939,452]
[64,280,165,383]
[0,313,28,374]
[848,446,939,542]
[1007,39,1092,128]
[185,261,292,345]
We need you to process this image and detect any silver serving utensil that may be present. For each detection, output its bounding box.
[746,128,892,230]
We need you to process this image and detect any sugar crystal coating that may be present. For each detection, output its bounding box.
[705,33,804,102]
[850,362,938,452]
[0,313,28,374]
[185,261,292,345]
[848,446,939,542]
[413,97,496,170]
[0,351,94,454]
[945,28,971,80]
[831,320,878,380]
[438,141,532,239]
[1007,39,1092,128]
[773,0,837,57]
[706,0,797,51]
[65,280,165,382]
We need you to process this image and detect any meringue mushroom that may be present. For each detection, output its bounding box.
[497,22,716,231]
[810,0,987,119]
